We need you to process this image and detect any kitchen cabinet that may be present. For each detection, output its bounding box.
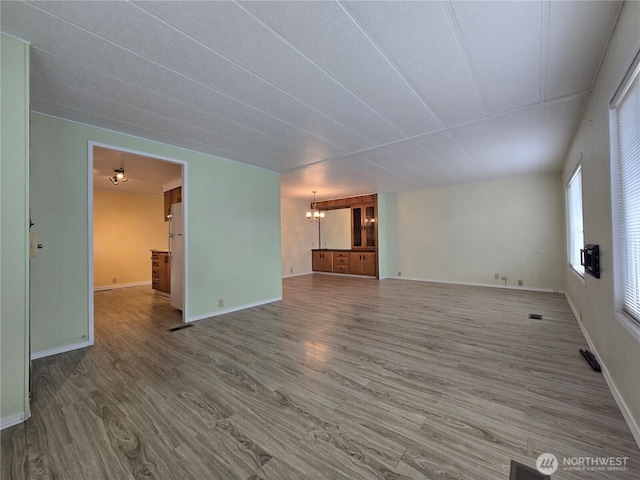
[350,252,377,276]
[311,249,376,277]
[333,251,350,274]
[312,250,333,272]
[163,187,182,221]
[351,203,376,249]
[151,250,170,294]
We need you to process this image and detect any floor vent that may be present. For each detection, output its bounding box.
[168,324,193,332]
[509,460,549,480]
[529,313,543,320]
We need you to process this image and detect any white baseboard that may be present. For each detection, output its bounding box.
[31,339,93,360]
[282,271,312,279]
[1,412,26,430]
[388,276,562,293]
[565,293,640,449]
[187,296,282,323]
[94,281,151,292]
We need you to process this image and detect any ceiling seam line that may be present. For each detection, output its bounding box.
[31,97,273,168]
[441,1,491,116]
[539,1,551,147]
[283,90,592,173]
[24,0,376,151]
[559,2,625,169]
[353,158,427,187]
[28,46,355,157]
[35,78,305,165]
[129,0,390,144]
[337,0,447,129]
[233,0,410,138]
[31,54,346,160]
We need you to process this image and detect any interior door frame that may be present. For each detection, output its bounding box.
[87,141,189,344]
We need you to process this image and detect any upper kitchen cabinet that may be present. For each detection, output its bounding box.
[351,202,376,249]
[164,186,182,221]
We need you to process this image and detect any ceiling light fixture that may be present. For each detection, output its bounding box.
[306,191,325,222]
[109,168,128,185]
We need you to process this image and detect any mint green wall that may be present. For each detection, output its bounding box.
[1,35,30,425]
[385,173,565,291]
[562,0,640,444]
[30,114,281,354]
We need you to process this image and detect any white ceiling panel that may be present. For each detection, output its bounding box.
[1,0,622,199]
[136,1,410,143]
[359,142,449,187]
[239,1,442,137]
[31,78,296,169]
[449,1,543,114]
[30,51,325,169]
[545,1,621,100]
[281,156,422,200]
[31,1,390,146]
[541,94,590,169]
[344,1,488,127]
[412,131,486,185]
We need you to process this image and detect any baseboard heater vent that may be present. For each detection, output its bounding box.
[580,349,602,372]
[168,324,193,332]
[529,313,543,320]
[509,460,550,480]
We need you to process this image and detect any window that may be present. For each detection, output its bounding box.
[567,164,584,276]
[611,51,640,326]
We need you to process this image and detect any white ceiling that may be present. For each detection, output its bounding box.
[1,1,622,202]
[93,146,182,196]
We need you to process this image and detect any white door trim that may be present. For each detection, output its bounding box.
[87,141,189,344]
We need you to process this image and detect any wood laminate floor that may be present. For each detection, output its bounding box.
[2,275,639,479]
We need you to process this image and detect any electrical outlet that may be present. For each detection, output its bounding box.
[112,277,117,284]
[518,280,523,286]
[398,271,402,277]
[494,273,500,280]
[218,299,224,308]
[501,276,507,281]
[290,267,293,274]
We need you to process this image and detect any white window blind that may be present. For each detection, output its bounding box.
[567,165,584,275]
[613,57,640,325]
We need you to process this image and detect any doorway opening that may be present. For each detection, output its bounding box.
[88,142,188,344]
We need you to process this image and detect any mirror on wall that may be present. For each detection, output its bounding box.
[320,208,350,249]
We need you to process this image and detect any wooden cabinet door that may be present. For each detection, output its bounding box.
[351,203,376,249]
[350,252,376,276]
[312,251,333,272]
[164,187,182,221]
[171,187,182,205]
[321,251,333,272]
[312,251,323,271]
[158,253,171,293]
[350,252,363,274]
[362,252,377,276]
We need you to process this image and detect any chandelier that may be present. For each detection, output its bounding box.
[306,191,325,222]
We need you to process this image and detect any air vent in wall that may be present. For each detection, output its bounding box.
[168,324,193,332]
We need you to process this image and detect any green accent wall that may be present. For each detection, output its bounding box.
[1,35,30,425]
[30,114,282,355]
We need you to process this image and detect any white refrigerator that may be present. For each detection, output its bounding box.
[168,202,184,311]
